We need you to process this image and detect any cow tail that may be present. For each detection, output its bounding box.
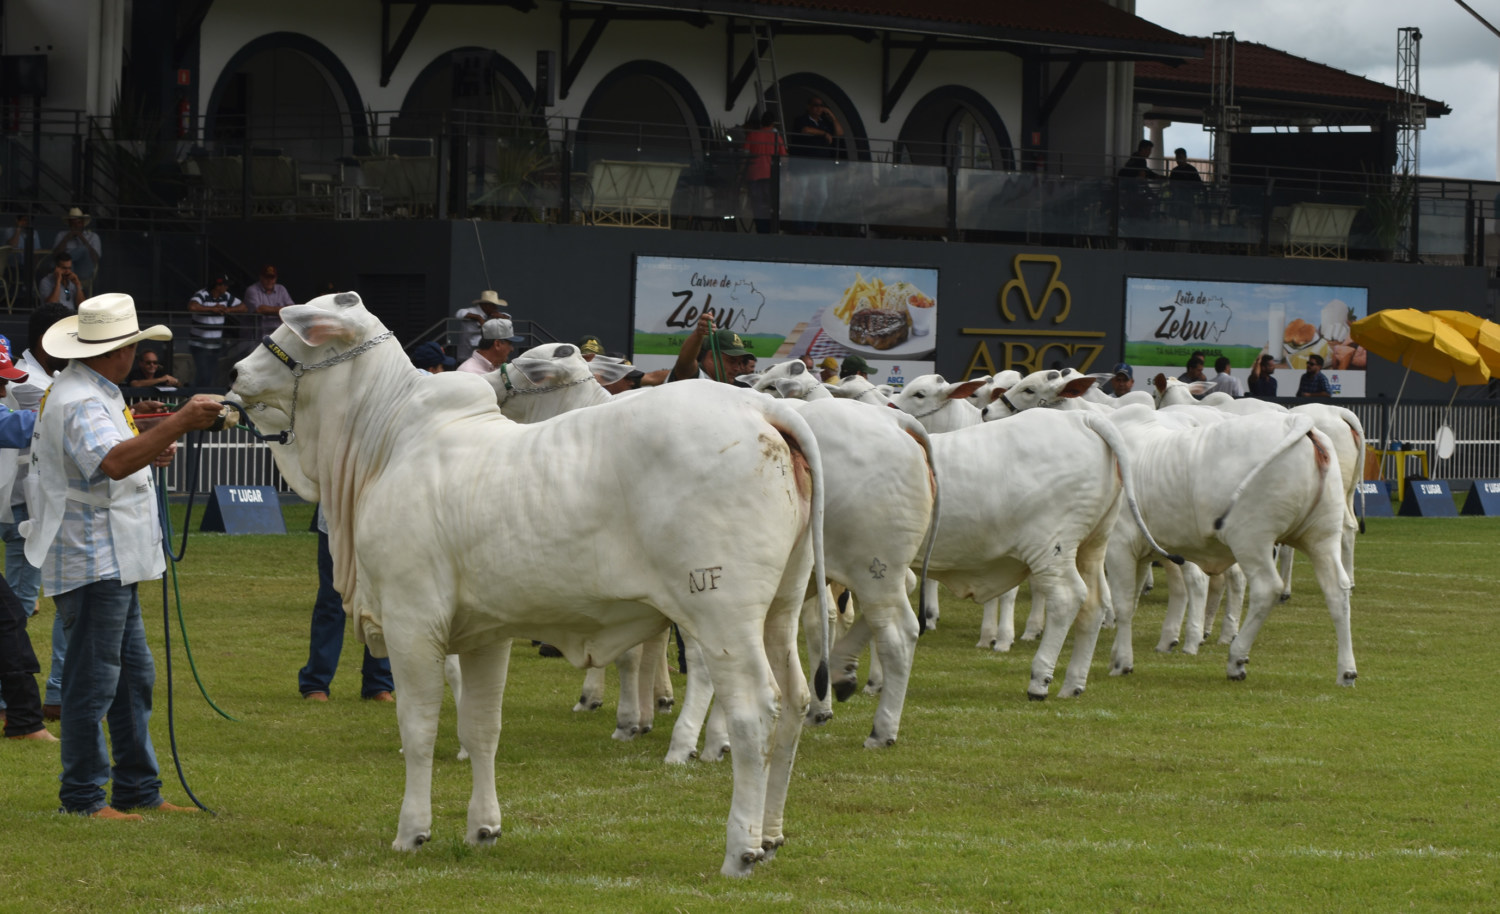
[1328,405,1368,534]
[1082,412,1184,565]
[765,401,830,702]
[889,409,941,635]
[1215,414,1318,531]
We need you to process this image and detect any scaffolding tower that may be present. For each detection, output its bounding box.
[1203,31,1237,184]
[1395,26,1425,178]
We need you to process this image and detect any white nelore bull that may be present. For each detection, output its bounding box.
[229,293,830,878]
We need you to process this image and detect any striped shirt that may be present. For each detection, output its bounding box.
[190,288,242,346]
[40,365,134,594]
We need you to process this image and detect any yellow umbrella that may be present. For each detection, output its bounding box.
[1349,309,1491,465]
[1349,308,1491,386]
[1430,309,1500,376]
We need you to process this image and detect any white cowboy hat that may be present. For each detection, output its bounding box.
[472,290,507,308]
[43,293,172,360]
[65,207,91,224]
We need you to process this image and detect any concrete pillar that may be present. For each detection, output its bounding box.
[1147,118,1169,172]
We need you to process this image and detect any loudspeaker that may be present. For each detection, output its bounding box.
[1,55,48,98]
[535,50,556,108]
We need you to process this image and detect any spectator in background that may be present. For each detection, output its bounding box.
[788,96,842,232]
[4,214,43,264]
[1106,362,1135,397]
[409,341,454,374]
[838,354,877,381]
[1207,356,1246,398]
[457,318,524,374]
[1296,354,1332,398]
[39,250,84,307]
[244,265,294,338]
[1248,353,1278,399]
[1169,148,1202,184]
[818,357,839,383]
[4,303,72,721]
[124,350,179,390]
[187,274,244,388]
[1178,351,1207,383]
[50,208,102,287]
[454,291,508,363]
[743,109,787,234]
[1117,139,1162,181]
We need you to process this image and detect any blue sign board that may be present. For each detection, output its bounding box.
[1461,479,1500,516]
[1354,480,1393,518]
[1398,479,1457,517]
[200,485,287,534]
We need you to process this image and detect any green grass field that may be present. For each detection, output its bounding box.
[3,504,1497,912]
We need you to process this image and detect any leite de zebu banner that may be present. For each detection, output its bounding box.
[632,255,938,388]
[1124,278,1369,396]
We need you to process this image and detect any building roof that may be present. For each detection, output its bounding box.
[605,0,1204,59]
[1136,38,1450,122]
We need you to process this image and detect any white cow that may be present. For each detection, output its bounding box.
[921,408,1180,699]
[889,374,1044,650]
[229,293,830,877]
[491,343,674,735]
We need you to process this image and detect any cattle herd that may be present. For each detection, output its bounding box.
[227,292,1360,878]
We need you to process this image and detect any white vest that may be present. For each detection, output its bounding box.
[22,364,165,587]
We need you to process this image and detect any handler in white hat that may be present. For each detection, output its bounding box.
[24,293,222,820]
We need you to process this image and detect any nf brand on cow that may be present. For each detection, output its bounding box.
[229,292,831,877]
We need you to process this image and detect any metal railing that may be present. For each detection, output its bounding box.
[6,107,1498,269]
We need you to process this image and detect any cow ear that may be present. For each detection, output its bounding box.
[772,378,805,399]
[1056,375,1100,399]
[787,360,806,376]
[988,386,1008,402]
[511,356,562,386]
[948,379,988,400]
[280,304,361,348]
[1153,373,1168,393]
[588,356,633,385]
[1188,380,1212,396]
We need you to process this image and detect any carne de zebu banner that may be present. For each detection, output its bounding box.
[1124,278,1369,397]
[633,255,939,389]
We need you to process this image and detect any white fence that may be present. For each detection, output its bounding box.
[155,401,1500,496]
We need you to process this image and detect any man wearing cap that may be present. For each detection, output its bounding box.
[410,341,455,374]
[817,357,839,383]
[0,349,54,741]
[458,318,525,375]
[187,274,244,388]
[25,293,222,819]
[838,354,877,381]
[51,208,102,286]
[669,310,757,384]
[1106,362,1135,397]
[454,291,508,363]
[244,265,294,338]
[577,335,606,362]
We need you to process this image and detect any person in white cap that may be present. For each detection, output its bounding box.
[457,317,525,375]
[50,208,102,286]
[24,293,222,820]
[453,290,508,362]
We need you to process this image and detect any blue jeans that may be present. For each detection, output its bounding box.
[55,581,163,815]
[2,503,65,707]
[298,531,393,698]
[190,344,221,389]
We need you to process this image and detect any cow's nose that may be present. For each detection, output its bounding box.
[228,367,239,389]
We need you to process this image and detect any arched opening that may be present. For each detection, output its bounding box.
[897,86,1015,170]
[575,61,711,167]
[773,74,868,162]
[206,34,365,167]
[397,48,535,135]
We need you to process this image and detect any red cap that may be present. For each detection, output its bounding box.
[0,350,28,383]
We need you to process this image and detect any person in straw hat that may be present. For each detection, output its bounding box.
[24,293,222,820]
[453,290,508,362]
[50,207,102,286]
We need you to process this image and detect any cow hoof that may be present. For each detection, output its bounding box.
[1069,686,1085,698]
[706,744,730,762]
[833,679,858,702]
[864,734,896,749]
[474,826,501,846]
[393,832,431,851]
[864,679,883,696]
[1279,592,1291,603]
[665,748,694,765]
[722,854,756,878]
[1339,670,1358,686]
[1110,664,1133,677]
[1228,659,1248,681]
[806,709,833,726]
[1020,630,1042,641]
[457,746,470,761]
[656,697,675,712]
[1027,691,1047,702]
[761,836,785,862]
[612,725,639,742]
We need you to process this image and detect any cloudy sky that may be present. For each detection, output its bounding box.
[1133,0,1498,181]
